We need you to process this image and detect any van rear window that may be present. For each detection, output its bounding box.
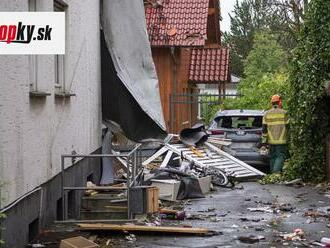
[216,116,263,129]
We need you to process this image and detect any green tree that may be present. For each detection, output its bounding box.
[223,0,282,76]
[286,0,330,182]
[223,0,308,76]
[244,32,287,81]
[223,32,288,110]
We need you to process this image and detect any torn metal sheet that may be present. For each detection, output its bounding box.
[101,0,166,141]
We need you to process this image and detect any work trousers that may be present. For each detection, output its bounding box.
[269,144,287,173]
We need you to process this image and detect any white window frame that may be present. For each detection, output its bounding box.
[54,0,67,93]
[29,0,37,92]
[54,54,65,91]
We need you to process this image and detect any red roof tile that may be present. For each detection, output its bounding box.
[189,47,229,83]
[145,0,209,46]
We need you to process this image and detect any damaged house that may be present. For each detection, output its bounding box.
[144,0,230,133]
[0,1,102,247]
[0,0,165,247]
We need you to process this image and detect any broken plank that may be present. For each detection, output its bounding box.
[142,146,169,166]
[160,150,173,168]
[78,223,212,234]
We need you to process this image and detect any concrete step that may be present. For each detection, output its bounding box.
[80,210,128,220]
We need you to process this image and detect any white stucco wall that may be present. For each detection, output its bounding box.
[0,0,102,208]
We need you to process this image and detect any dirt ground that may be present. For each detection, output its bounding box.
[34,181,330,248]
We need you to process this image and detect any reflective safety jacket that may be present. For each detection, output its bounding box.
[262,107,289,145]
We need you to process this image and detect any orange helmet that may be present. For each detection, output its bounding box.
[271,94,281,104]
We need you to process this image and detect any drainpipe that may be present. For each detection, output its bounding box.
[170,47,178,133]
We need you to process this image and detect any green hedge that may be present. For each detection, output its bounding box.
[286,0,330,182]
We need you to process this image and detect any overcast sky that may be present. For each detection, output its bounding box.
[220,0,240,32]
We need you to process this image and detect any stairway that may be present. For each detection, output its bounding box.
[80,192,128,220]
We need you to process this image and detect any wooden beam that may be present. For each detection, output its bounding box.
[78,223,212,235]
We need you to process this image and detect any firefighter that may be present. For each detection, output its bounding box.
[262,95,289,173]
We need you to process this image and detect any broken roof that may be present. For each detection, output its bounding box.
[145,0,209,46]
[189,47,229,83]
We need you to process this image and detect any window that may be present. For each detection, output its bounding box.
[54,54,65,91]
[54,1,67,93]
[216,116,263,129]
[29,0,37,92]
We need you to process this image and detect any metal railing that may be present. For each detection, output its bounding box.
[60,143,142,221]
[169,93,240,132]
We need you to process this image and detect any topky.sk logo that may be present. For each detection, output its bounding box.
[0,22,53,44]
[0,12,65,54]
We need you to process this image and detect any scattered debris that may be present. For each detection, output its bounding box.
[247,207,274,213]
[197,208,215,213]
[278,203,295,212]
[284,178,303,186]
[321,237,330,246]
[105,239,111,246]
[255,227,265,232]
[280,229,305,241]
[159,208,186,220]
[28,244,46,248]
[238,234,265,243]
[255,200,272,205]
[240,217,262,222]
[186,213,205,220]
[304,208,330,219]
[125,234,136,242]
[317,206,330,213]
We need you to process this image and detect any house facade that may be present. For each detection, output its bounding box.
[0,1,102,247]
[145,0,229,132]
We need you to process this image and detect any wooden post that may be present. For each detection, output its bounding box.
[218,82,222,103]
[223,81,226,99]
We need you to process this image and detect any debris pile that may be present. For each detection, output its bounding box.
[142,124,265,202]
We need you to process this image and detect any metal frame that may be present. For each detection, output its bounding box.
[60,143,142,221]
[169,93,240,132]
